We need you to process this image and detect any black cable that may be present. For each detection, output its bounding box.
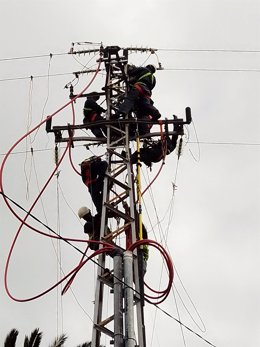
[0,72,73,82]
[1,190,217,346]
[164,67,260,72]
[0,52,68,62]
[154,304,217,347]
[0,48,259,63]
[1,140,259,158]
[158,48,260,53]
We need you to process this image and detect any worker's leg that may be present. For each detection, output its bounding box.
[88,183,103,214]
[116,88,140,117]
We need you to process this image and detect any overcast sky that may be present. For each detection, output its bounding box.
[0,1,259,346]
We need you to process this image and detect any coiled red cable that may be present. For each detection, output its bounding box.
[128,239,174,304]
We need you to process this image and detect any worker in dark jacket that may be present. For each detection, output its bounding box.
[114,64,161,121]
[80,156,108,214]
[78,206,101,250]
[83,92,107,138]
[78,206,115,255]
[130,120,183,167]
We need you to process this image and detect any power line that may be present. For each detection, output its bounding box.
[0,71,73,82]
[0,47,259,64]
[188,141,260,146]
[158,48,260,53]
[0,52,68,62]
[1,65,259,83]
[1,140,259,157]
[164,67,260,72]
[0,190,217,347]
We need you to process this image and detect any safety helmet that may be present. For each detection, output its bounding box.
[78,206,91,218]
[146,64,156,73]
[87,92,100,101]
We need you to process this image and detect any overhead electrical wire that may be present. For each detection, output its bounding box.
[0,46,230,346]
[0,72,73,82]
[142,153,188,346]
[0,52,68,62]
[0,58,102,233]
[1,65,259,83]
[1,140,259,159]
[1,58,103,303]
[164,67,260,72]
[158,48,260,53]
[0,46,259,63]
[141,145,208,339]
[0,189,216,346]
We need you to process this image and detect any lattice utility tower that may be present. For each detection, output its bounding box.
[46,45,191,347]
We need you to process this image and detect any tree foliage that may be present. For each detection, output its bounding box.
[4,330,105,347]
[4,329,19,347]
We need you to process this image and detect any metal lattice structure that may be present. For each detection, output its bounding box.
[46,45,192,347]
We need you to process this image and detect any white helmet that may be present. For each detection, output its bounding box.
[78,206,90,218]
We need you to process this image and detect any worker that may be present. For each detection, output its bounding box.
[130,119,183,167]
[114,64,161,122]
[78,206,101,250]
[83,92,107,138]
[80,156,108,214]
[78,206,117,256]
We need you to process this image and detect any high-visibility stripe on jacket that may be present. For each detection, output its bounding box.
[138,71,153,82]
[137,71,155,87]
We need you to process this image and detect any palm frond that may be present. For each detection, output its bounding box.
[4,329,19,347]
[49,334,67,347]
[24,328,42,347]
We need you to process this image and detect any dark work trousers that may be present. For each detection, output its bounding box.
[131,147,162,167]
[136,97,161,121]
[83,113,107,138]
[88,161,108,213]
[118,85,160,119]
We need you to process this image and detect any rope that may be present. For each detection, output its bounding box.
[141,122,166,197]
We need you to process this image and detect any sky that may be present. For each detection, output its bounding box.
[0,0,259,346]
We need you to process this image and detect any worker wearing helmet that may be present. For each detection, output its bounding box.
[80,157,108,214]
[114,64,161,123]
[78,206,101,251]
[83,92,107,138]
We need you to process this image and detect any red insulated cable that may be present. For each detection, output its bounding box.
[68,102,82,176]
[61,240,116,295]
[2,59,103,302]
[0,58,102,229]
[141,122,166,197]
[128,239,174,304]
[4,243,114,302]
